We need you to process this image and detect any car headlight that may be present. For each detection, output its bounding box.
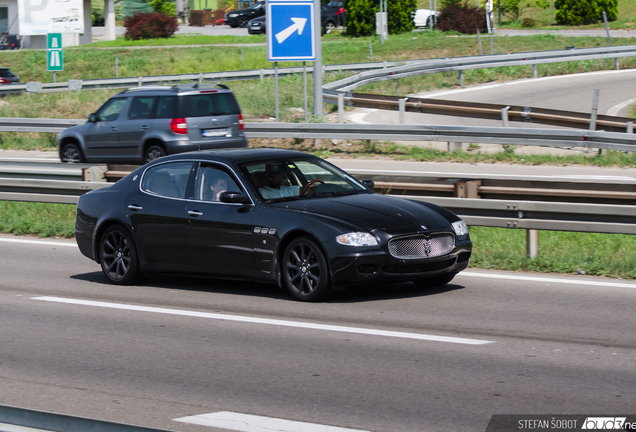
[452,220,468,237]
[228,13,238,17]
[336,232,378,247]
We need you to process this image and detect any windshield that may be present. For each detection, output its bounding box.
[239,157,371,202]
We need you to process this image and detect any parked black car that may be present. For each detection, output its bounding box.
[75,148,472,302]
[57,84,247,164]
[225,1,265,28]
[247,5,339,35]
[247,15,266,34]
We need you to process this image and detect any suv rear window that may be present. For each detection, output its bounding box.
[0,69,15,78]
[180,93,240,118]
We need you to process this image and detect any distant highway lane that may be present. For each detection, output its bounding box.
[1,235,635,432]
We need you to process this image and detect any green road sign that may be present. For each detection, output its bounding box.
[47,33,63,72]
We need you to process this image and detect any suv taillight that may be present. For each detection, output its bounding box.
[0,79,9,84]
[238,114,245,131]
[170,118,187,134]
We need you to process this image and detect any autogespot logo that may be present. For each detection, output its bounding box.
[582,418,627,430]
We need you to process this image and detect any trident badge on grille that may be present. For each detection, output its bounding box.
[423,239,432,257]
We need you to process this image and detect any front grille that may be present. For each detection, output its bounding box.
[388,233,455,259]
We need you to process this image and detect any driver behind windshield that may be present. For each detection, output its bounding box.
[259,164,301,199]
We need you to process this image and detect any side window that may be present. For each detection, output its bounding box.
[96,98,127,122]
[194,165,241,202]
[128,97,156,120]
[156,96,178,118]
[142,162,193,198]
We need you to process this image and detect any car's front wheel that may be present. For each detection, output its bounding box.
[412,273,456,288]
[145,144,166,162]
[59,142,84,163]
[323,20,336,34]
[238,16,249,27]
[282,236,332,301]
[99,225,142,285]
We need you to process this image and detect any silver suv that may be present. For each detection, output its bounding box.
[58,84,247,164]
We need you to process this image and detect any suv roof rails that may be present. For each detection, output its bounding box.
[117,86,173,95]
[180,83,230,90]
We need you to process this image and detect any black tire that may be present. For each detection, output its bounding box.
[59,142,84,163]
[238,16,249,27]
[282,236,332,302]
[144,144,166,162]
[99,225,142,285]
[324,20,336,34]
[412,273,455,288]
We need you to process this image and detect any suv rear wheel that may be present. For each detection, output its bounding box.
[145,144,166,162]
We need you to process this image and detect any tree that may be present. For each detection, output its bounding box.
[345,0,417,37]
[91,0,125,25]
[555,0,618,25]
[149,0,176,17]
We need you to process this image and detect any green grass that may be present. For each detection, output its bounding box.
[3,201,635,279]
[0,202,76,238]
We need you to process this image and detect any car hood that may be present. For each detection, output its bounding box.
[278,193,452,234]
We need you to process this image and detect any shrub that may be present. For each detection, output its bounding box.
[124,12,178,40]
[522,17,537,27]
[388,0,417,34]
[436,2,487,34]
[555,0,618,25]
[345,0,377,37]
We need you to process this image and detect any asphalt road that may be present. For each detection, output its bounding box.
[1,235,635,432]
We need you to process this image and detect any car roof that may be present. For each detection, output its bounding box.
[155,148,315,165]
[115,83,233,96]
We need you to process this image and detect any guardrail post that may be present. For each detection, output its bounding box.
[198,73,203,85]
[448,142,465,152]
[338,93,345,123]
[501,106,510,127]
[399,98,406,124]
[526,229,539,259]
[532,64,537,78]
[627,121,633,134]
[138,77,142,87]
[590,89,599,131]
[459,70,464,87]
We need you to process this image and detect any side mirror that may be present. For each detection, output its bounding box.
[87,113,96,122]
[219,191,249,204]
[362,179,375,190]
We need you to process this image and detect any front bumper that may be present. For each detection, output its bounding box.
[329,240,472,287]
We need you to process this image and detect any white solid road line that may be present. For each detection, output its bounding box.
[174,411,369,432]
[31,296,493,345]
[460,271,636,290]
[0,237,77,247]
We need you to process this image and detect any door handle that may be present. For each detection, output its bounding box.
[188,210,203,217]
[110,127,118,132]
[128,204,143,211]
[141,125,148,130]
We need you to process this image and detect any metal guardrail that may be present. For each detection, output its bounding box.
[1,161,635,236]
[242,122,636,151]
[323,45,636,95]
[347,93,636,133]
[2,45,635,96]
[4,121,635,151]
[0,404,176,432]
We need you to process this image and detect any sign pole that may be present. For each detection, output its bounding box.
[275,61,279,122]
[313,0,323,116]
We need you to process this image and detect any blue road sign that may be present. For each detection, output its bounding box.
[267,1,316,62]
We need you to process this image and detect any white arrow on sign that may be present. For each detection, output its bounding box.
[275,17,307,44]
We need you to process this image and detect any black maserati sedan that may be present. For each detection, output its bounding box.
[75,149,472,301]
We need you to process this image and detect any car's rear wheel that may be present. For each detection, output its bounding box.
[324,20,336,34]
[59,142,84,163]
[412,273,455,288]
[282,236,332,301]
[99,225,142,285]
[238,16,249,27]
[145,144,166,162]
